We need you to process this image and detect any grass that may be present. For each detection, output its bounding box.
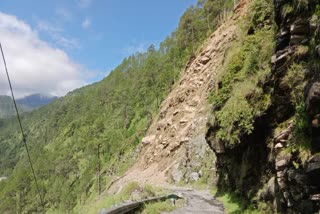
[210,188,261,214]
[74,182,175,214]
[141,200,178,214]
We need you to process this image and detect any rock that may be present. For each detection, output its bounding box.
[310,15,318,32]
[294,174,307,185]
[276,29,290,51]
[315,46,320,58]
[276,159,289,170]
[287,169,296,181]
[277,170,285,178]
[306,82,320,117]
[310,194,320,201]
[273,51,290,69]
[208,138,225,154]
[0,177,7,182]
[274,123,293,143]
[277,177,287,190]
[290,19,309,35]
[171,165,183,183]
[284,191,290,200]
[306,161,320,174]
[287,198,294,207]
[180,118,188,124]
[267,177,277,198]
[275,143,284,149]
[189,172,200,182]
[180,137,190,143]
[290,35,307,45]
[142,135,156,145]
[312,114,320,127]
[308,155,320,163]
[199,56,211,65]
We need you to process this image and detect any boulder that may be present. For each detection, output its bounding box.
[273,51,290,69]
[310,15,318,32]
[189,172,200,182]
[306,155,320,187]
[276,159,289,170]
[142,135,156,145]
[287,169,296,181]
[277,176,287,190]
[171,164,183,183]
[290,18,309,35]
[277,170,285,178]
[267,177,277,198]
[311,114,320,127]
[283,191,290,200]
[290,35,307,45]
[275,143,284,149]
[209,138,225,154]
[199,56,211,65]
[274,122,293,143]
[276,29,290,51]
[306,82,320,117]
[310,194,320,201]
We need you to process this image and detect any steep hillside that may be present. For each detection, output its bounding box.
[112,0,249,188]
[0,0,236,213]
[1,0,319,213]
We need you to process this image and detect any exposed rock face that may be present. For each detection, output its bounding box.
[206,0,320,213]
[261,0,320,211]
[129,3,247,183]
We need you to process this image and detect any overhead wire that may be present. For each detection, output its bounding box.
[0,42,45,208]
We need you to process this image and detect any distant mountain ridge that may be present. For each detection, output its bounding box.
[0,94,57,118]
[16,93,58,109]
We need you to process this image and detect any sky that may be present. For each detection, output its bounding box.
[0,0,196,98]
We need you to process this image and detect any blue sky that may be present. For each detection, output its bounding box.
[0,0,196,97]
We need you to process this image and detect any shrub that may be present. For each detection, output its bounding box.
[217,95,254,144]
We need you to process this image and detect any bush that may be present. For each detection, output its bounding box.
[217,95,254,144]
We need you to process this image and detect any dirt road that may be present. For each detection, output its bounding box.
[163,188,225,214]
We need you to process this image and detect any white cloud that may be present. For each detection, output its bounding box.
[76,0,92,9]
[82,18,91,29]
[35,19,80,50]
[0,12,86,98]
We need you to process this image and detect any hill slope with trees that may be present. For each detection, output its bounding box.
[0,0,236,212]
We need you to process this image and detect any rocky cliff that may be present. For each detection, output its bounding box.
[206,0,320,212]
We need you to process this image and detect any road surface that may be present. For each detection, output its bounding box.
[163,188,225,214]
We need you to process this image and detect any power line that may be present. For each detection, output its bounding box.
[0,42,45,208]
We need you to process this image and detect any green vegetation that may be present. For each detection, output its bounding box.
[75,182,158,214]
[210,188,260,214]
[0,0,237,212]
[141,201,178,214]
[209,0,275,145]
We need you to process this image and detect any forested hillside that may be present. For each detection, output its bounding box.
[0,96,28,118]
[0,94,56,119]
[0,0,236,212]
